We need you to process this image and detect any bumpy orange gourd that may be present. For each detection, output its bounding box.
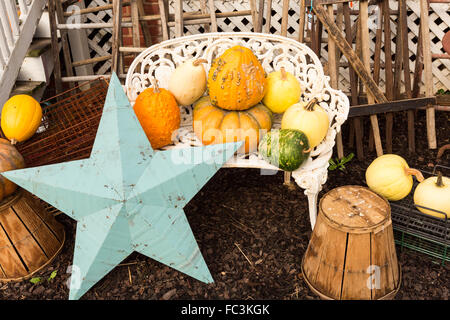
[193,96,273,153]
[0,139,25,201]
[207,45,267,111]
[1,95,42,144]
[133,84,180,149]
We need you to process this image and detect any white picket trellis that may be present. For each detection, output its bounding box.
[77,0,449,93]
[166,0,450,93]
[0,0,47,108]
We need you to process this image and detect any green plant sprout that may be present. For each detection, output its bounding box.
[29,270,58,285]
[328,153,355,171]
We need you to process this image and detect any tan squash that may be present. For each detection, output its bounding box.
[413,172,450,219]
[0,138,25,201]
[193,96,273,153]
[281,98,329,148]
[366,154,424,201]
[168,58,207,106]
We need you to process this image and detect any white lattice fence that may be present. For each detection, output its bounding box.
[168,0,450,94]
[83,0,113,75]
[77,0,450,92]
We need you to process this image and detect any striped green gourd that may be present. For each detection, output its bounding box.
[258,129,311,171]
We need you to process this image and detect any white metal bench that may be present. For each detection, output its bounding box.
[125,32,350,229]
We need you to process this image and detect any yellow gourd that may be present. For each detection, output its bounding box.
[413,172,450,219]
[281,98,329,148]
[1,95,42,144]
[168,58,207,106]
[366,154,424,201]
[262,67,301,113]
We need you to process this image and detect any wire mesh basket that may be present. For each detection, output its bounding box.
[390,164,450,266]
[13,78,108,167]
[3,78,108,216]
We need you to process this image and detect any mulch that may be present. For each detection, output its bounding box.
[0,109,449,300]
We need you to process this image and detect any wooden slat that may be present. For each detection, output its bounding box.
[49,0,63,95]
[264,0,273,34]
[111,0,123,74]
[371,228,396,299]
[0,223,28,278]
[298,0,306,42]
[349,97,436,117]
[255,0,265,33]
[130,0,141,51]
[341,233,372,299]
[313,226,347,299]
[55,0,75,89]
[26,197,64,242]
[281,0,290,37]
[199,0,210,33]
[313,4,387,104]
[158,0,169,41]
[174,0,184,37]
[420,0,437,149]
[208,0,218,32]
[327,4,344,159]
[360,0,383,157]
[137,0,152,47]
[343,2,363,160]
[13,199,61,258]
[398,0,415,153]
[0,208,47,273]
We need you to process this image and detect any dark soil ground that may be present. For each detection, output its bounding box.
[0,109,449,300]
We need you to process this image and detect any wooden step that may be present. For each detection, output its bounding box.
[26,38,51,57]
[18,38,54,83]
[10,81,46,99]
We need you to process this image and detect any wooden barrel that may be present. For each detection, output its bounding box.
[0,189,65,282]
[302,185,401,300]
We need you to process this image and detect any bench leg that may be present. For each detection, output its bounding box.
[291,171,325,230]
[305,190,319,230]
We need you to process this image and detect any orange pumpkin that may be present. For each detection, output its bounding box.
[207,45,267,111]
[133,83,181,149]
[0,139,25,201]
[193,96,273,153]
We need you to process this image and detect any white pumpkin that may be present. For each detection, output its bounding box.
[168,58,207,106]
[281,98,329,148]
[413,172,450,219]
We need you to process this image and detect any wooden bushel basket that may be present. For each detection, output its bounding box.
[0,189,65,281]
[302,186,401,300]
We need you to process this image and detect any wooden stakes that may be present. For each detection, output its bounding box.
[174,0,184,37]
[54,0,75,88]
[360,0,383,157]
[419,0,437,149]
[326,4,344,159]
[48,0,62,94]
[298,0,306,42]
[208,0,218,32]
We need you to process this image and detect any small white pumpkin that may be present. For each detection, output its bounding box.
[281,98,329,148]
[168,58,207,106]
[414,172,450,219]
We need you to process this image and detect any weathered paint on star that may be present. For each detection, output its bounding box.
[2,73,242,300]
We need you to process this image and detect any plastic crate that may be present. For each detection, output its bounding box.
[390,164,450,266]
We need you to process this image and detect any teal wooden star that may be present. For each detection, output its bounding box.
[2,73,242,300]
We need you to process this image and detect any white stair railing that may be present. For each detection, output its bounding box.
[0,0,47,108]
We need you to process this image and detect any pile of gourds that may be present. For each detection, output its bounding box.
[366,154,450,219]
[135,45,330,172]
[0,94,43,202]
